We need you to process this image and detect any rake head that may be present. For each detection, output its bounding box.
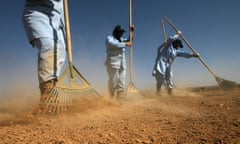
[125,82,144,101]
[36,65,102,115]
[216,76,238,90]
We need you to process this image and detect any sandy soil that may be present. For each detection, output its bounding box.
[0,87,240,144]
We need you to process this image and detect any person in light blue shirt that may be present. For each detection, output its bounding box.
[105,25,134,99]
[22,0,66,102]
[152,34,199,96]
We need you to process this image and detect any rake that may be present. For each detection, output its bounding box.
[125,0,144,100]
[41,0,102,114]
[161,19,167,44]
[162,16,237,90]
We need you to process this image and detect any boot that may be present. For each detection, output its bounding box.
[109,89,115,98]
[168,88,172,96]
[39,79,56,103]
[117,90,125,100]
[34,79,56,114]
[156,88,161,96]
[156,83,162,96]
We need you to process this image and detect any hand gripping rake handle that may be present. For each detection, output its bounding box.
[63,0,74,79]
[163,16,218,78]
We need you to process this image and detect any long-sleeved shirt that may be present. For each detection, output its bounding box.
[153,35,193,76]
[105,35,128,69]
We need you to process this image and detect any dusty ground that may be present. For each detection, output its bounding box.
[0,87,240,144]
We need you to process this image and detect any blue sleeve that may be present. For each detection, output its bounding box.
[106,36,126,48]
[176,50,193,58]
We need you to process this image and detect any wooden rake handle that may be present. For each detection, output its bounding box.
[129,0,133,83]
[163,16,218,78]
[161,20,167,43]
[63,0,74,78]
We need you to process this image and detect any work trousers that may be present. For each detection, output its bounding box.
[155,70,174,93]
[106,65,126,96]
[32,37,66,86]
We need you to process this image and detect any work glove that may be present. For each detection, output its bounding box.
[192,53,200,58]
[130,25,135,32]
[176,30,182,37]
[125,41,133,47]
[172,31,182,39]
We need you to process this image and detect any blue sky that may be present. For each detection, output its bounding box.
[0,0,240,97]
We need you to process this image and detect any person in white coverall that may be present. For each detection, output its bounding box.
[105,25,134,99]
[152,34,199,96]
[22,0,66,103]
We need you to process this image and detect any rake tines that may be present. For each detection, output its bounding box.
[39,88,74,115]
[51,88,73,112]
[125,82,144,101]
[216,77,238,90]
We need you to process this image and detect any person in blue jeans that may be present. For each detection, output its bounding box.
[105,25,134,99]
[22,0,66,104]
[152,34,199,96]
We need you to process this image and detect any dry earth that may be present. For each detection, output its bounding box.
[0,87,240,144]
